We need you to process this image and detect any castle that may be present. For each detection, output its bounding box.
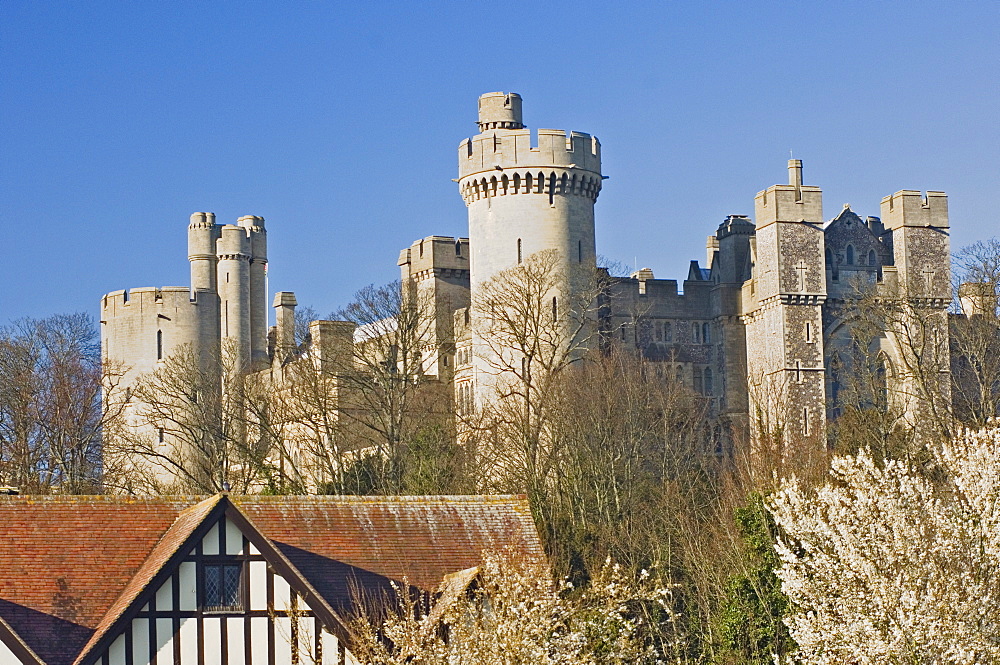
[101,92,962,488]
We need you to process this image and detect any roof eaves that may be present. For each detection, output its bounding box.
[0,613,47,665]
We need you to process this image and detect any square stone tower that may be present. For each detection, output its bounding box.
[743,160,828,453]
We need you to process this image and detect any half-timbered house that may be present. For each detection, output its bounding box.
[0,494,543,665]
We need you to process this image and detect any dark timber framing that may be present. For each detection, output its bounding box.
[82,496,351,665]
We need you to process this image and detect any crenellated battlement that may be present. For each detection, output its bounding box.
[398,236,470,275]
[880,190,949,229]
[101,286,198,314]
[717,215,756,238]
[188,212,218,230]
[458,127,601,180]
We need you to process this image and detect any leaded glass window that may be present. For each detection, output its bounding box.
[203,562,243,611]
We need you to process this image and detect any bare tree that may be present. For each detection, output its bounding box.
[0,314,122,493]
[469,250,604,500]
[545,348,711,569]
[950,238,1000,426]
[323,281,452,494]
[103,340,274,494]
[827,275,953,454]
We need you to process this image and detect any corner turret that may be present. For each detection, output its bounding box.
[188,212,220,293]
[880,190,950,301]
[237,215,269,367]
[744,161,828,451]
[217,224,252,369]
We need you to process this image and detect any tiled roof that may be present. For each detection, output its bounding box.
[0,496,198,665]
[234,495,545,612]
[0,494,543,665]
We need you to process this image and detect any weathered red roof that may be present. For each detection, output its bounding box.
[235,495,545,612]
[0,494,543,665]
[0,496,197,665]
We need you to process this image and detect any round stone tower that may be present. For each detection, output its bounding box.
[459,92,602,294]
[217,223,253,370]
[458,92,603,404]
[237,215,268,368]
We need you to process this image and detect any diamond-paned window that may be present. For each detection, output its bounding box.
[203,562,243,612]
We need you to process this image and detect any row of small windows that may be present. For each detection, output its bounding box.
[457,382,475,415]
[825,246,878,267]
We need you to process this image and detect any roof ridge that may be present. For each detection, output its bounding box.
[233,493,528,502]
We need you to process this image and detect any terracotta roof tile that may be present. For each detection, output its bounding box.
[72,495,222,665]
[0,495,202,665]
[233,495,544,612]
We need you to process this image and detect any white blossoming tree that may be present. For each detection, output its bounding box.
[768,427,1000,664]
[350,550,679,665]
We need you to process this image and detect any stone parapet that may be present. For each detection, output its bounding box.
[458,127,601,181]
[881,190,949,229]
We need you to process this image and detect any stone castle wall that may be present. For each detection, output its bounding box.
[101,91,958,482]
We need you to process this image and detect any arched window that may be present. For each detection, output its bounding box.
[552,296,557,320]
[664,322,672,342]
[702,322,711,344]
[156,330,163,360]
[517,238,522,264]
[578,240,583,263]
[846,245,855,265]
[455,240,461,256]
[693,323,701,344]
[825,247,833,266]
[675,365,684,384]
[655,321,663,342]
[704,367,713,396]
[868,249,877,266]
[693,368,703,395]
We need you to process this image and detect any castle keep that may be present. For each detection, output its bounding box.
[102,92,956,486]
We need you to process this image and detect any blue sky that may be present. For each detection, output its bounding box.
[2,1,998,323]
